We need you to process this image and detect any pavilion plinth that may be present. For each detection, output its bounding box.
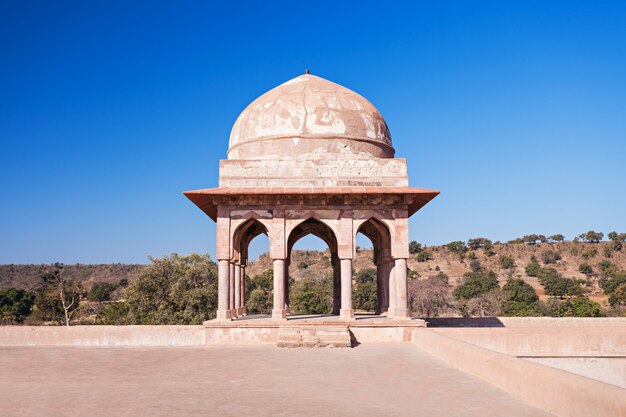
[203,314,427,346]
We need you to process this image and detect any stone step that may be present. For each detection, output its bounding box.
[277,326,352,348]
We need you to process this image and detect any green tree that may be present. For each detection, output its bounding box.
[453,270,499,300]
[608,231,626,242]
[502,278,541,317]
[538,268,583,298]
[291,275,333,314]
[565,297,601,317]
[246,288,272,314]
[525,256,541,277]
[446,241,467,259]
[608,283,626,307]
[120,253,218,324]
[409,241,423,254]
[503,279,539,304]
[34,264,83,326]
[548,234,565,243]
[467,238,493,251]
[0,288,35,324]
[578,230,604,243]
[87,282,117,302]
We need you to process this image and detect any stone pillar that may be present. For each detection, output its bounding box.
[332,255,341,314]
[240,265,246,315]
[393,258,410,319]
[340,258,354,320]
[387,260,397,317]
[272,259,287,320]
[216,259,231,320]
[284,259,291,313]
[378,258,390,315]
[229,261,236,317]
[234,263,241,317]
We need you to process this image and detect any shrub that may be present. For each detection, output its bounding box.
[525,256,541,277]
[469,259,483,273]
[608,283,626,307]
[0,288,35,324]
[297,261,309,270]
[610,240,623,252]
[566,297,601,317]
[578,263,593,275]
[409,273,454,318]
[465,289,506,317]
[416,251,432,262]
[542,250,562,264]
[498,256,515,269]
[581,247,598,259]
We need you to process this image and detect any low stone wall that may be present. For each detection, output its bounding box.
[426,316,626,328]
[411,329,626,417]
[432,327,626,357]
[0,326,205,346]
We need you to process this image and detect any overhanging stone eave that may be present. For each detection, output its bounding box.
[183,186,440,222]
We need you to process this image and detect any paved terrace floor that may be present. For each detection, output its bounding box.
[0,344,552,417]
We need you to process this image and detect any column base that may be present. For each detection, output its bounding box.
[230,309,239,318]
[272,309,287,320]
[237,307,246,316]
[391,309,411,320]
[340,308,355,320]
[215,309,232,321]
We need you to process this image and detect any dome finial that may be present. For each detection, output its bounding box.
[305,69,310,74]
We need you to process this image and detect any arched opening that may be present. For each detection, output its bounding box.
[232,219,270,316]
[355,218,393,315]
[287,218,340,315]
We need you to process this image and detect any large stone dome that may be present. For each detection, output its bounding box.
[228,74,394,160]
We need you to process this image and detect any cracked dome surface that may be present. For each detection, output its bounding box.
[227,74,394,160]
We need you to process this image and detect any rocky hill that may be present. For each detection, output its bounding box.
[247,241,626,306]
[0,263,143,291]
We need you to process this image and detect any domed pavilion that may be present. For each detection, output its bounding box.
[184,73,439,321]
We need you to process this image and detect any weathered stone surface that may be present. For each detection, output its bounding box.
[277,326,352,348]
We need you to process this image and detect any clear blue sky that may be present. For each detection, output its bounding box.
[1,1,625,264]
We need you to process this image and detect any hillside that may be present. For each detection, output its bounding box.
[2,241,624,307]
[247,241,626,306]
[0,263,143,291]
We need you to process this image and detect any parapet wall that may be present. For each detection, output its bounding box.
[431,327,626,357]
[426,316,626,328]
[411,329,626,417]
[0,325,205,346]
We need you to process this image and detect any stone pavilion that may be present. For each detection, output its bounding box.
[184,73,439,321]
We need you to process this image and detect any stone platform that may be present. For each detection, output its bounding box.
[204,314,427,346]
